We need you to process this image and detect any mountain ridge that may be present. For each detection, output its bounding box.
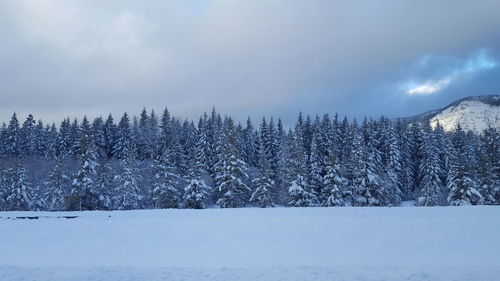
[401,94,500,133]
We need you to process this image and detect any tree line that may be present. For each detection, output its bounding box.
[0,107,498,211]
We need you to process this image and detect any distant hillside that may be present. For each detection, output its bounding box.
[403,95,500,134]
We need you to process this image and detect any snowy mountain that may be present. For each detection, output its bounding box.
[406,95,500,134]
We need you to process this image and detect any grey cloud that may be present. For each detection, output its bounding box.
[0,0,499,125]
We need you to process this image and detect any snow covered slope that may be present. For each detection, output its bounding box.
[429,95,500,133]
[1,207,500,280]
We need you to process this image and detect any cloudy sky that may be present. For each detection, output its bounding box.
[1,0,499,125]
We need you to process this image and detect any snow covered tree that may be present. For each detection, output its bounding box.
[477,127,499,204]
[42,122,58,159]
[183,175,210,209]
[447,125,483,206]
[273,119,290,203]
[0,169,7,210]
[135,108,157,160]
[214,117,250,208]
[250,142,275,208]
[322,153,348,206]
[288,175,316,207]
[346,122,367,206]
[65,120,100,211]
[93,160,114,210]
[2,102,500,211]
[3,162,32,210]
[92,117,107,159]
[112,113,132,160]
[114,142,143,210]
[5,113,20,157]
[394,121,415,200]
[159,107,174,148]
[383,122,403,201]
[68,119,80,157]
[183,142,211,209]
[417,124,443,206]
[241,117,258,167]
[361,140,393,206]
[0,123,7,158]
[102,114,116,159]
[308,135,325,198]
[43,157,69,211]
[152,147,181,209]
[57,118,72,157]
[19,114,37,157]
[286,114,318,207]
[409,122,424,195]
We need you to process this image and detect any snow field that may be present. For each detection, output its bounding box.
[2,265,500,281]
[1,207,499,280]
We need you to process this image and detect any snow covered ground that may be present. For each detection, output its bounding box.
[1,207,499,280]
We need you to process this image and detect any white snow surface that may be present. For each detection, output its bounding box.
[1,207,500,280]
[430,100,500,133]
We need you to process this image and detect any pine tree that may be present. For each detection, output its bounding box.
[66,121,100,211]
[136,108,149,159]
[5,113,20,157]
[409,123,424,196]
[183,141,211,209]
[114,143,143,210]
[93,160,114,210]
[112,113,132,159]
[250,142,275,208]
[322,154,348,207]
[273,119,288,202]
[42,122,58,159]
[43,157,69,211]
[288,175,316,207]
[0,123,7,158]
[152,147,181,209]
[57,118,72,157]
[19,114,37,157]
[347,121,366,206]
[33,120,45,157]
[433,122,453,185]
[159,107,174,150]
[242,117,258,167]
[207,109,223,177]
[92,117,107,159]
[183,174,210,209]
[362,138,393,206]
[196,115,211,172]
[135,108,157,160]
[3,162,32,211]
[383,122,403,204]
[179,120,198,179]
[417,124,443,206]
[477,127,499,204]
[0,169,8,210]
[103,114,116,159]
[447,125,483,206]
[267,118,280,178]
[308,135,324,199]
[214,117,250,208]
[395,119,414,200]
[260,117,272,166]
[70,118,82,157]
[286,114,318,206]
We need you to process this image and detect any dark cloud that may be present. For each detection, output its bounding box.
[0,0,499,125]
